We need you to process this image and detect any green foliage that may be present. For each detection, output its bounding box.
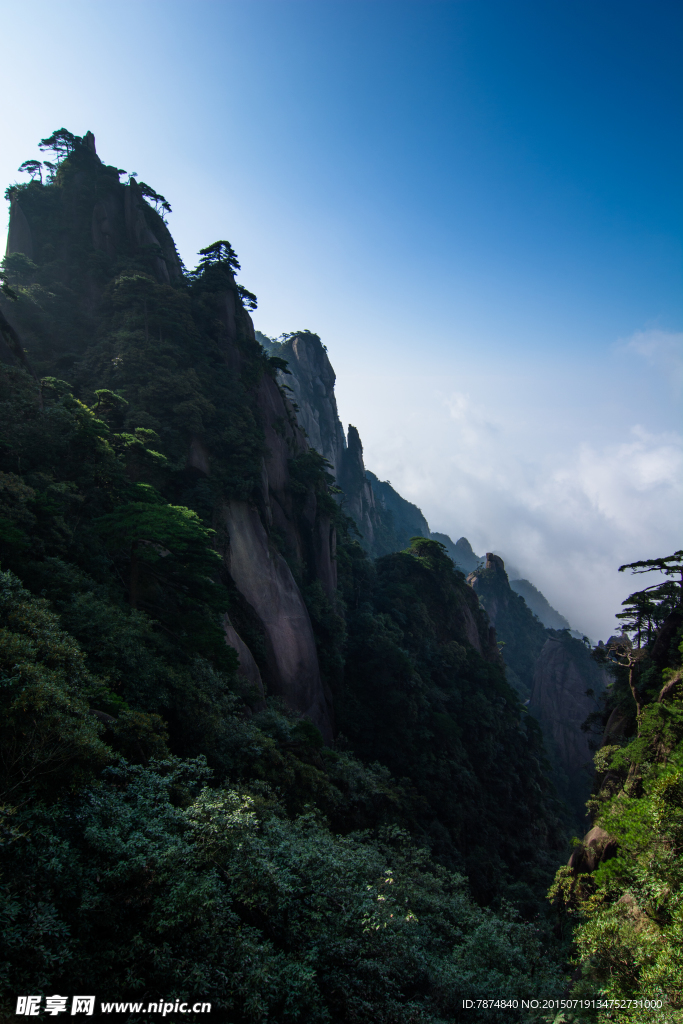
[237,283,258,310]
[17,159,43,183]
[138,180,172,217]
[0,569,112,801]
[94,499,221,599]
[92,387,128,413]
[549,571,683,1017]
[196,239,241,272]
[1,252,38,284]
[1,760,563,1022]
[267,355,290,375]
[0,135,571,1018]
[331,537,564,905]
[38,128,78,161]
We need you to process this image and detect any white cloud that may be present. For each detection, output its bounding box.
[337,353,683,642]
[616,329,683,392]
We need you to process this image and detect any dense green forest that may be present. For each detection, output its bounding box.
[0,131,681,1023]
[549,555,683,1022]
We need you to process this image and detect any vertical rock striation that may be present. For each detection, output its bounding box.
[224,501,333,742]
[259,331,347,482]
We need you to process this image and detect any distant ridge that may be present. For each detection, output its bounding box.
[257,329,574,634]
[509,578,571,631]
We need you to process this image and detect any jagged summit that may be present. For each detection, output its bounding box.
[257,327,581,653]
[6,130,184,290]
[257,330,347,480]
[258,329,483,564]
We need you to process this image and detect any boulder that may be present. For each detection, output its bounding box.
[602,706,630,743]
[568,825,618,873]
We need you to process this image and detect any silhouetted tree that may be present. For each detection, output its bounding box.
[196,240,241,273]
[138,181,172,219]
[237,284,258,310]
[17,160,42,183]
[38,128,78,162]
[619,551,683,605]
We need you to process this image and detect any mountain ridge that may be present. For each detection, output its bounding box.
[257,329,574,632]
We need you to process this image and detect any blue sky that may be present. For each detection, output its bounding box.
[2,0,681,637]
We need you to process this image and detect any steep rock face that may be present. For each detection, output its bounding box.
[204,321,337,729]
[253,369,338,601]
[221,612,265,705]
[365,471,431,551]
[530,636,610,817]
[223,501,334,742]
[258,331,390,555]
[3,138,336,741]
[337,425,384,551]
[258,331,346,482]
[468,553,549,699]
[6,138,183,289]
[450,537,482,574]
[258,330,468,559]
[5,197,34,259]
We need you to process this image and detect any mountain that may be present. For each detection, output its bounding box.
[258,330,391,555]
[257,331,580,638]
[468,553,608,822]
[259,328,605,825]
[468,553,550,701]
[447,535,484,574]
[529,632,610,820]
[0,130,569,1018]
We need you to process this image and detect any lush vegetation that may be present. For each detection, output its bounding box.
[328,537,564,907]
[550,555,683,1022]
[3,129,681,1022]
[0,131,570,1021]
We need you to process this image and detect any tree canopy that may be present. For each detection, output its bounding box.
[196,239,241,273]
[38,127,79,161]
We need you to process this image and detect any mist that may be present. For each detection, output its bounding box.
[329,329,682,641]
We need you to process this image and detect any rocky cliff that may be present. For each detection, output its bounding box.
[468,552,610,823]
[257,330,346,481]
[260,330,604,795]
[529,634,610,820]
[258,331,391,554]
[468,553,550,699]
[260,330,484,566]
[0,132,579,946]
[2,130,594,800]
[3,133,336,741]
